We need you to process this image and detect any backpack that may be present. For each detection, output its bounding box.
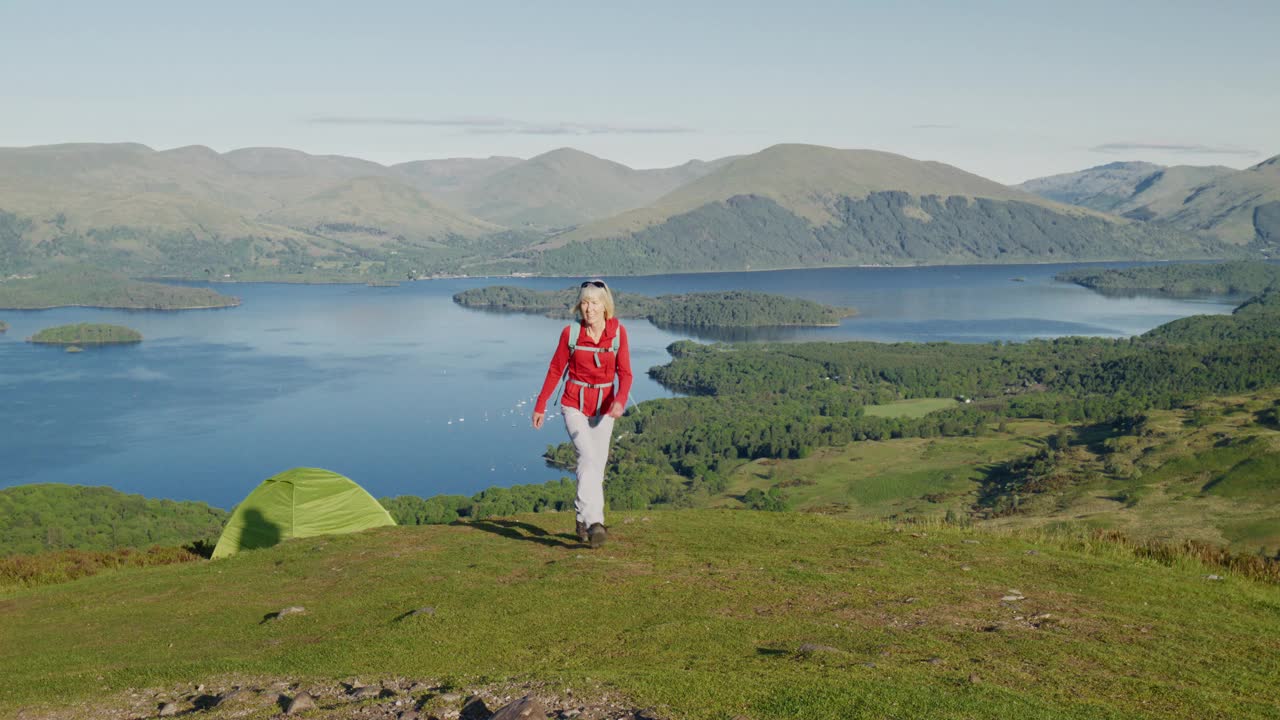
[567,322,620,368]
[562,322,620,414]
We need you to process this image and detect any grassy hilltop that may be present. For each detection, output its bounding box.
[2,510,1279,719]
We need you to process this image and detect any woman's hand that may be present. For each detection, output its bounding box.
[531,411,546,429]
[607,402,625,419]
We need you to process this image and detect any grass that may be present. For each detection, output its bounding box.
[0,545,205,589]
[720,421,1054,520]
[862,397,960,418]
[3,510,1279,719]
[720,390,1280,557]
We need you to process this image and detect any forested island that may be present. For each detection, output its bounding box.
[29,323,143,345]
[0,267,240,310]
[0,320,7,333]
[453,286,854,327]
[1056,260,1280,296]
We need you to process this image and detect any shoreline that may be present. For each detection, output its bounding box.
[0,300,241,311]
[139,255,1247,287]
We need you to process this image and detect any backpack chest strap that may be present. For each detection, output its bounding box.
[568,323,620,367]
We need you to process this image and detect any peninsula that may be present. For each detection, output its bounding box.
[453,286,854,327]
[1056,260,1280,296]
[0,267,239,310]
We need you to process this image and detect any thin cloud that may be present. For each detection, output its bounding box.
[308,116,694,135]
[1091,142,1258,157]
[912,123,958,129]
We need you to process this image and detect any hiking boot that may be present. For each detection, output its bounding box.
[588,523,607,549]
[575,520,589,543]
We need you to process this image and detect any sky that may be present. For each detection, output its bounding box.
[3,0,1278,184]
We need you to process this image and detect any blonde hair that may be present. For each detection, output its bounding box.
[574,280,615,320]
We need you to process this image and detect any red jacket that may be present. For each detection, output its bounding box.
[535,317,633,415]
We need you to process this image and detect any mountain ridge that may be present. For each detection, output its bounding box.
[0,141,1257,279]
[1018,156,1280,248]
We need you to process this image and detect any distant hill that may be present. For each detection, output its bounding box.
[1015,161,1166,210]
[520,144,1230,275]
[0,142,1259,281]
[0,143,505,278]
[261,175,502,247]
[1019,156,1280,249]
[1159,155,1280,247]
[454,147,732,229]
[392,156,524,196]
[1015,161,1238,218]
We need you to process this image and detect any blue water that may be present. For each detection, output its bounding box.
[0,262,1239,509]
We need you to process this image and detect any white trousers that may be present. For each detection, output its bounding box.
[562,406,616,527]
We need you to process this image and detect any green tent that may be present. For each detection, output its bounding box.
[212,467,396,559]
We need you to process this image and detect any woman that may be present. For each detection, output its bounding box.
[531,280,632,548]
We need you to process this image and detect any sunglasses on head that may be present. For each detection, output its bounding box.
[581,280,607,289]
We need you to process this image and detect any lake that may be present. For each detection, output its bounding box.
[0,262,1239,509]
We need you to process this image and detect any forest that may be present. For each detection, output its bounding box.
[1056,260,1280,296]
[453,286,853,327]
[29,323,143,345]
[376,289,1280,525]
[9,289,1280,552]
[0,484,227,556]
[0,265,239,310]
[523,194,1238,276]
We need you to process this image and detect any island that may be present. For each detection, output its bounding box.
[29,323,143,345]
[452,286,855,327]
[0,320,7,333]
[1056,261,1280,296]
[0,267,240,310]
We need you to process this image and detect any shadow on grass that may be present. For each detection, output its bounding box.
[1253,407,1280,431]
[465,519,584,549]
[1074,420,1126,455]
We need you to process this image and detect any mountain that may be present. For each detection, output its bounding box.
[1018,157,1280,248]
[1110,165,1243,220]
[1159,155,1280,247]
[263,175,503,246]
[520,144,1229,275]
[392,156,524,196]
[0,143,503,277]
[1015,161,1238,220]
[0,142,1258,281]
[1015,161,1166,211]
[454,148,731,229]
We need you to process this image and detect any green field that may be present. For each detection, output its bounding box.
[3,510,1278,719]
[720,391,1280,555]
[720,420,1053,519]
[863,397,960,418]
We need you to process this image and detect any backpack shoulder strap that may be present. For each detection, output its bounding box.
[566,323,580,352]
[610,324,620,353]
